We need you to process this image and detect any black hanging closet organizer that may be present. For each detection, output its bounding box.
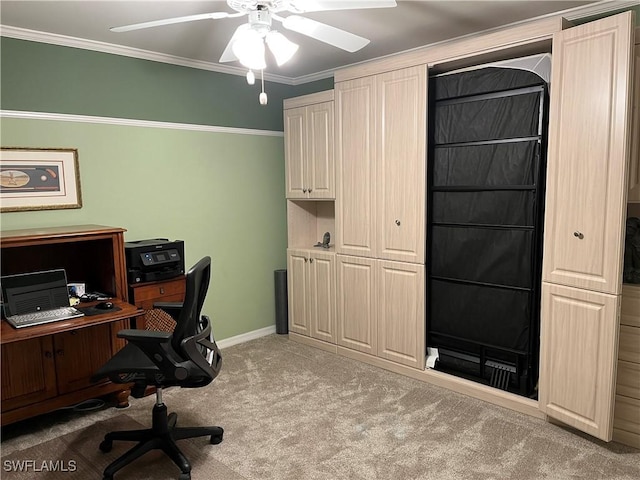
[426,57,550,398]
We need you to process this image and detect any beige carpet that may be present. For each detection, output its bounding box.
[2,335,639,480]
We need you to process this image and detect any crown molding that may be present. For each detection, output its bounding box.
[0,0,637,86]
[0,25,295,85]
[0,110,284,137]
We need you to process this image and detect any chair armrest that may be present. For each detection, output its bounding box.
[117,329,172,343]
[152,302,184,321]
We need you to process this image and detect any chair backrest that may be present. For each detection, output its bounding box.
[171,256,211,354]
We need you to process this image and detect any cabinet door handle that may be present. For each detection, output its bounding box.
[309,258,314,263]
[303,188,308,193]
[304,257,308,263]
[395,219,401,226]
[308,188,312,193]
[44,351,53,359]
[573,231,584,239]
[160,287,165,294]
[56,349,64,357]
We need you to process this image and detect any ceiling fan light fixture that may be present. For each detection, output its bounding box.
[265,31,298,66]
[246,69,256,85]
[232,27,266,70]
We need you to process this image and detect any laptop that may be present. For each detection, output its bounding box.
[1,269,84,329]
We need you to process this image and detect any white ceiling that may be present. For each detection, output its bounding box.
[0,1,635,83]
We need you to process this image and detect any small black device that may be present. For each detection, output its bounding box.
[96,301,114,310]
[125,239,185,284]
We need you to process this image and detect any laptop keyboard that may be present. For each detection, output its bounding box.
[6,306,84,329]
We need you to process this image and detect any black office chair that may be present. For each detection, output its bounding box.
[92,257,223,480]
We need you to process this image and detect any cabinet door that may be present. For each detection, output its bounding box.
[336,255,377,354]
[54,324,114,395]
[1,337,57,412]
[287,250,310,336]
[376,66,427,264]
[542,12,634,294]
[308,101,335,199]
[377,260,425,368]
[539,283,620,441]
[285,107,307,199]
[628,44,640,202]
[309,251,336,343]
[336,76,377,258]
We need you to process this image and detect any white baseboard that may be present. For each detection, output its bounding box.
[217,325,277,349]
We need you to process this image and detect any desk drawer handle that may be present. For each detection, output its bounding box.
[160,287,165,294]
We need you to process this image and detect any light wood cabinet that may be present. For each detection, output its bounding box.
[287,249,336,343]
[337,255,425,368]
[377,260,425,369]
[336,255,377,354]
[540,12,635,442]
[628,44,640,202]
[284,91,334,200]
[336,66,427,262]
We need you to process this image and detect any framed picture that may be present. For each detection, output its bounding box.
[0,147,82,212]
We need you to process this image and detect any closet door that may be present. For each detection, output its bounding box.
[541,12,634,294]
[336,255,377,355]
[377,260,425,368]
[540,12,635,441]
[307,101,335,199]
[539,284,619,439]
[376,66,427,263]
[336,76,377,258]
[287,250,310,336]
[284,107,307,199]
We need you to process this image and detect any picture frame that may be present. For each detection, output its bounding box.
[0,147,82,212]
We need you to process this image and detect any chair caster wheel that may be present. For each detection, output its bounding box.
[99,440,113,453]
[210,433,223,445]
[178,473,191,480]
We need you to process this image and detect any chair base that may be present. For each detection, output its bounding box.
[99,402,223,480]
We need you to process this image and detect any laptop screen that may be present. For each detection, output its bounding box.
[1,269,71,317]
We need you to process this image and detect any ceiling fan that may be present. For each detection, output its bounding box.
[111,0,396,104]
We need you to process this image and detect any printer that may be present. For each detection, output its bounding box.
[124,238,185,284]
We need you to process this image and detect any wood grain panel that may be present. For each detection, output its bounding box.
[1,337,56,411]
[335,77,377,257]
[542,12,634,294]
[539,282,619,441]
[309,251,336,343]
[284,107,306,199]
[336,255,377,354]
[618,325,640,364]
[376,66,427,264]
[621,284,640,327]
[54,324,113,395]
[616,360,640,398]
[307,101,334,199]
[287,249,310,336]
[613,395,640,445]
[377,260,425,369]
[628,45,640,202]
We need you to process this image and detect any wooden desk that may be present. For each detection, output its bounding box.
[0,225,142,425]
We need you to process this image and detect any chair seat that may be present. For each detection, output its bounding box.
[91,343,160,384]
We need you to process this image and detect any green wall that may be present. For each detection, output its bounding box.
[0,37,334,340]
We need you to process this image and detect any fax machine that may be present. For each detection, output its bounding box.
[125,239,185,284]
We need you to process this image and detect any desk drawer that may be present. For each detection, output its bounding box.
[132,278,186,305]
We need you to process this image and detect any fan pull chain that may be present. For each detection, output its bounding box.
[259,69,268,105]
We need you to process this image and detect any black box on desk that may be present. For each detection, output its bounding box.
[125,239,185,284]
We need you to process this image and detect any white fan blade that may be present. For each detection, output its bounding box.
[110,12,235,33]
[281,15,369,52]
[286,0,396,13]
[219,23,251,63]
